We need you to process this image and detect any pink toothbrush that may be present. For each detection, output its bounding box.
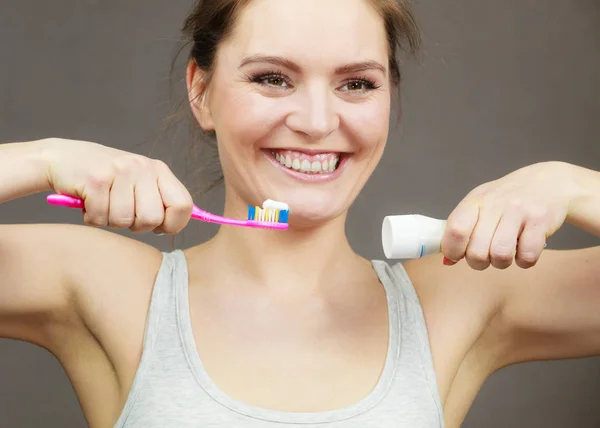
[46,194,289,230]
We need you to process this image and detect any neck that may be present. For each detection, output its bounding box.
[203,200,359,293]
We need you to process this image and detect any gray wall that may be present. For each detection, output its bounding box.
[1,0,599,426]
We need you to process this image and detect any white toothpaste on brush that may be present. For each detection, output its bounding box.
[262,199,289,211]
[250,199,290,223]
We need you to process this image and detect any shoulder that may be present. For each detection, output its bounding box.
[58,225,169,419]
[391,254,508,402]
[375,255,504,352]
[57,224,164,298]
[57,225,166,371]
[0,223,164,329]
[0,223,167,425]
[399,254,505,319]
[32,223,165,315]
[28,224,165,357]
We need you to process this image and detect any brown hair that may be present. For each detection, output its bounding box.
[172,0,421,197]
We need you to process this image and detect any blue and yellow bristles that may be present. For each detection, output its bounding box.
[247,199,289,224]
[247,206,289,223]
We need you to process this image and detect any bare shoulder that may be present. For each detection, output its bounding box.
[0,223,163,335]
[402,248,600,426]
[402,253,505,340]
[0,223,164,425]
[1,222,164,360]
[401,254,508,421]
[44,224,165,375]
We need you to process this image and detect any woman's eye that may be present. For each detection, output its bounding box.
[255,75,289,88]
[265,77,287,87]
[341,80,377,92]
[345,81,365,91]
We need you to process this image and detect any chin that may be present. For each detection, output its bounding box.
[281,195,349,229]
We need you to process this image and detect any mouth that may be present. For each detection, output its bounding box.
[265,148,348,177]
[263,148,350,182]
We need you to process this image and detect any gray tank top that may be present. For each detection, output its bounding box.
[114,250,444,427]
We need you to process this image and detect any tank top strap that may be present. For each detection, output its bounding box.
[372,260,444,425]
[143,250,187,347]
[114,249,188,427]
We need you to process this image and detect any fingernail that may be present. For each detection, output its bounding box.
[153,232,165,236]
[443,257,456,266]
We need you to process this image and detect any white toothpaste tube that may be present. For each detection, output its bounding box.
[382,215,447,259]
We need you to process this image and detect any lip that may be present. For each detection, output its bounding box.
[270,147,348,156]
[262,149,350,183]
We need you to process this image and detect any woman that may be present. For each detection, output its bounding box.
[1,0,599,427]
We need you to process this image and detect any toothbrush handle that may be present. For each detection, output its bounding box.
[46,194,248,224]
[47,194,85,209]
[48,193,234,223]
[46,193,288,230]
[191,206,250,227]
[192,208,288,230]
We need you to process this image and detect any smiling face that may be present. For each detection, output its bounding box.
[189,0,392,227]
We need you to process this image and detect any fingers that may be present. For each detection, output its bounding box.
[130,173,165,234]
[515,220,547,269]
[443,199,548,271]
[489,208,523,270]
[441,200,479,264]
[464,207,502,271]
[153,161,194,235]
[107,173,135,229]
[82,171,112,227]
[81,157,191,235]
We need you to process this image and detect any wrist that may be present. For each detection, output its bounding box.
[28,139,56,193]
[564,162,600,236]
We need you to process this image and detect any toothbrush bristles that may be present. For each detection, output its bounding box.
[247,206,289,224]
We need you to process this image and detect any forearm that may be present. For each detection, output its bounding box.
[566,162,600,237]
[0,140,52,204]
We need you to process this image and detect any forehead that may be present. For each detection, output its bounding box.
[223,0,389,66]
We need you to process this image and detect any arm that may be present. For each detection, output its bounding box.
[0,140,162,343]
[0,222,163,427]
[565,164,600,237]
[0,140,63,347]
[0,139,185,426]
[405,163,600,417]
[0,140,52,203]
[405,246,600,427]
[495,246,600,365]
[496,164,600,364]
[1,138,190,348]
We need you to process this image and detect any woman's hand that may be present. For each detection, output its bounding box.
[43,138,193,235]
[441,161,599,270]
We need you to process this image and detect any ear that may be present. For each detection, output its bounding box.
[186,60,215,131]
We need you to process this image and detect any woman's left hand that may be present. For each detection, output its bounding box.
[441,161,596,270]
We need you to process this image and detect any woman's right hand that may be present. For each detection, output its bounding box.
[44,138,193,235]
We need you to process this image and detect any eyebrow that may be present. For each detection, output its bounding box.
[239,54,387,75]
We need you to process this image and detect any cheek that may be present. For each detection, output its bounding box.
[211,85,284,150]
[344,99,390,151]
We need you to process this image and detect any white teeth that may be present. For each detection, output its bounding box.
[272,151,341,174]
[330,158,338,172]
[300,159,311,173]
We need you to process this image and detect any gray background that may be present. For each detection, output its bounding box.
[1,0,599,426]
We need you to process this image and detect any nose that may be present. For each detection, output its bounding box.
[285,84,340,141]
